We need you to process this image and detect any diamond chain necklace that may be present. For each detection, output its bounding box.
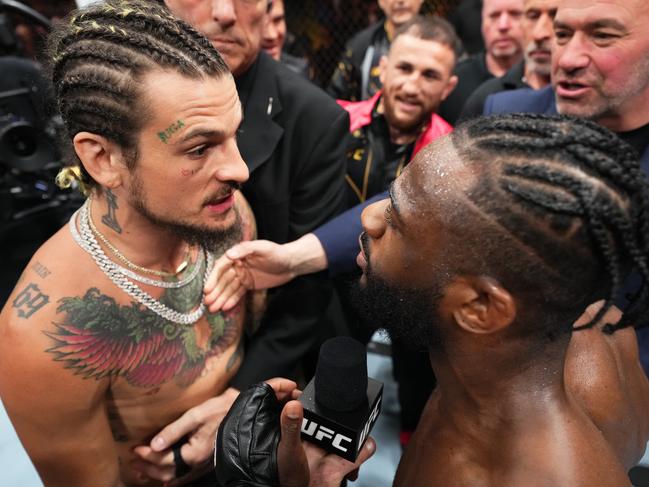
[68,200,213,325]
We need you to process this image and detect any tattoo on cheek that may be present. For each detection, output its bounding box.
[180,168,199,177]
[158,119,185,144]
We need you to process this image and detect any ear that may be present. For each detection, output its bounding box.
[440,75,458,102]
[444,276,516,335]
[72,132,126,189]
[379,55,388,85]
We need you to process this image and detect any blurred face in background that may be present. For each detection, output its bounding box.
[165,0,269,76]
[522,0,558,77]
[262,0,286,60]
[378,0,424,30]
[482,0,524,61]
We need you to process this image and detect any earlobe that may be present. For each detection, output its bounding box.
[379,55,388,84]
[73,132,124,189]
[441,75,459,101]
[449,277,516,335]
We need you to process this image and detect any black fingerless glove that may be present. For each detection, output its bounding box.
[214,382,282,487]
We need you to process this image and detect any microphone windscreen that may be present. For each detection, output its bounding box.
[314,336,368,412]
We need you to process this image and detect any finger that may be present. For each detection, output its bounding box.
[130,458,175,483]
[132,445,173,466]
[225,240,268,260]
[278,400,309,487]
[265,377,298,400]
[204,267,238,307]
[221,287,247,311]
[354,436,376,467]
[210,272,243,312]
[203,254,234,294]
[150,411,201,452]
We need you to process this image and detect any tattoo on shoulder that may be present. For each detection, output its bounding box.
[101,189,122,234]
[31,262,51,279]
[12,283,50,319]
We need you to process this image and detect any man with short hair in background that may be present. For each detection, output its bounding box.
[327,0,424,102]
[261,0,310,78]
[438,0,524,124]
[460,0,557,120]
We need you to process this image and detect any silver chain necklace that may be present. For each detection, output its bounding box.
[85,198,204,289]
[69,200,213,325]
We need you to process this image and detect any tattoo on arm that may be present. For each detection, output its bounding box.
[102,189,122,234]
[12,283,50,319]
[31,262,51,279]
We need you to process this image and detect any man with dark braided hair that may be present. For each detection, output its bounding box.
[0,1,369,485]
[206,113,649,485]
[362,113,649,485]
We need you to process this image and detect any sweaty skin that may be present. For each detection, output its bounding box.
[0,192,255,487]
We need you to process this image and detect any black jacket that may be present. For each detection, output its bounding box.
[459,61,529,121]
[231,52,349,387]
[327,21,389,102]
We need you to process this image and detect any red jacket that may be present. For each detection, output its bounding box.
[337,91,453,157]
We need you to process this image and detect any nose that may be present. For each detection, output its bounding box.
[212,0,237,28]
[361,198,390,240]
[498,12,511,30]
[214,138,249,184]
[263,17,278,42]
[554,33,590,73]
[532,13,552,43]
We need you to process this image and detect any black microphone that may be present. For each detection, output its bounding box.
[298,336,383,462]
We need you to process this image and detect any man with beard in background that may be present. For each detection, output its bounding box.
[460,0,557,120]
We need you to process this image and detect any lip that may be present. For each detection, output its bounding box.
[529,49,550,59]
[211,37,240,47]
[555,81,591,99]
[395,98,421,114]
[205,193,235,214]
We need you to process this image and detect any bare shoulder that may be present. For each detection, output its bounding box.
[0,222,109,392]
[566,300,649,467]
[234,190,256,241]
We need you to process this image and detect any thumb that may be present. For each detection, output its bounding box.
[278,400,309,487]
[226,240,264,260]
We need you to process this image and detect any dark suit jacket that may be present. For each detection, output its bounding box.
[231,52,349,387]
[483,84,557,116]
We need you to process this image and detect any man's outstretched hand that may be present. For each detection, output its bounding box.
[204,234,328,313]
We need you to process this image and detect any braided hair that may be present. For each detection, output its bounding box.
[449,113,649,337]
[47,0,230,193]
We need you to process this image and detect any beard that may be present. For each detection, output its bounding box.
[349,234,445,352]
[129,177,243,255]
[383,94,430,135]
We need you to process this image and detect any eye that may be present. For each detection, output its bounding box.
[187,144,209,158]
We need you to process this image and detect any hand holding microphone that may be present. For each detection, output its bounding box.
[214,337,381,486]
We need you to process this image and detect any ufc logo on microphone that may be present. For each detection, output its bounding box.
[301,419,353,453]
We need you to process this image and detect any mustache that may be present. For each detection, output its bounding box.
[203,182,242,205]
[360,231,371,261]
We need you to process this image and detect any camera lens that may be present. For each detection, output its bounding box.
[3,123,37,157]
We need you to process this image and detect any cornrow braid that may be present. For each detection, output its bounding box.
[453,113,649,334]
[47,0,230,192]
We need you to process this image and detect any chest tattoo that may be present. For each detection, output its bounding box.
[44,279,240,388]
